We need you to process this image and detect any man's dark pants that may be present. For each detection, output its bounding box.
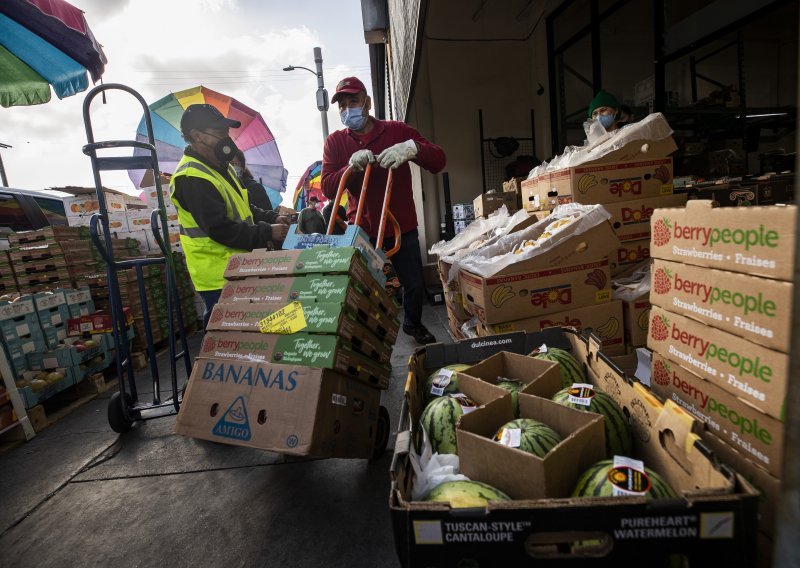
[382,228,425,330]
[199,289,222,331]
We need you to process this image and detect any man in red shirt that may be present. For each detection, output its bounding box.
[322,77,446,344]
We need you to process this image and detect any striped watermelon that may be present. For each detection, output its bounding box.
[493,418,562,458]
[572,459,678,499]
[424,480,510,508]
[496,379,524,417]
[551,385,633,458]
[424,364,470,403]
[534,347,585,388]
[419,394,476,455]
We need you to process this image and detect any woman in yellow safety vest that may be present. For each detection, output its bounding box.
[169,104,290,330]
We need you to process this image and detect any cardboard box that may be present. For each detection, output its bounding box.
[458,351,563,399]
[477,300,626,356]
[622,296,650,347]
[649,200,798,281]
[67,308,134,335]
[650,259,793,353]
[206,302,394,363]
[524,158,674,207]
[610,238,651,276]
[27,335,107,369]
[174,359,381,458]
[63,192,127,218]
[473,192,519,218]
[460,258,612,325]
[457,393,605,499]
[7,226,86,248]
[200,331,391,389]
[451,203,475,220]
[605,193,688,242]
[650,352,784,478]
[700,430,781,538]
[647,306,788,421]
[391,329,758,566]
[281,224,387,286]
[219,274,399,323]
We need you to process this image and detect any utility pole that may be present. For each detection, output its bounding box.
[313,47,330,140]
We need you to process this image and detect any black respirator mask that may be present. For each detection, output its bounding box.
[201,131,239,164]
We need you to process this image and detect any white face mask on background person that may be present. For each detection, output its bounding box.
[341,104,368,131]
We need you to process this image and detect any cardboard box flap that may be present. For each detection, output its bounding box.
[458,352,563,400]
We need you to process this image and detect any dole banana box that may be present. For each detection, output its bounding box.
[175,359,381,458]
[200,331,391,390]
[647,306,788,421]
[524,158,674,207]
[281,224,387,286]
[650,352,784,478]
[219,274,399,323]
[700,429,781,538]
[603,193,688,242]
[224,247,385,292]
[649,200,797,281]
[207,302,394,363]
[477,300,625,356]
[650,259,793,353]
[610,238,651,276]
[622,296,650,348]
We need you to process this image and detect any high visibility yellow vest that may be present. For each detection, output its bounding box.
[169,155,253,291]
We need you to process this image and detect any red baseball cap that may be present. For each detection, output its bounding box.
[331,77,366,104]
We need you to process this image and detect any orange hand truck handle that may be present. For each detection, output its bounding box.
[384,211,402,258]
[376,168,395,252]
[326,163,373,235]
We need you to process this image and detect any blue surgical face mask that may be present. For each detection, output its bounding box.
[598,114,615,129]
[341,104,368,131]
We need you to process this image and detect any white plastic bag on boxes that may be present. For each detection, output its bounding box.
[410,429,470,501]
[428,205,512,258]
[450,203,612,280]
[611,261,651,301]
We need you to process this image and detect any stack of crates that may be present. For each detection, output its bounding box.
[0,252,18,296]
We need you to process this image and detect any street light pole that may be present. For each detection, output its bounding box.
[283,47,329,142]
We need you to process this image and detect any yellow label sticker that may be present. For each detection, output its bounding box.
[258,301,307,334]
[660,184,673,194]
[596,289,612,302]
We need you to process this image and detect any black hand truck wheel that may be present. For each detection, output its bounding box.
[371,405,391,461]
[108,391,137,433]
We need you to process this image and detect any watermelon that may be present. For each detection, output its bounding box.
[424,364,470,403]
[419,394,476,454]
[493,418,562,458]
[572,459,678,499]
[496,379,524,416]
[424,480,510,508]
[534,347,585,388]
[551,385,633,458]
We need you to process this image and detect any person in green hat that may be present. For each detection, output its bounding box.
[588,90,621,132]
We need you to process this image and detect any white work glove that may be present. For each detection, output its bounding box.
[377,140,418,170]
[348,149,376,172]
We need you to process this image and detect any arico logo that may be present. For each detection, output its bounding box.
[609,178,642,198]
[621,204,655,226]
[618,244,650,264]
[530,285,572,308]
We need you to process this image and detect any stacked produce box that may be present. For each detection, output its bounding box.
[451,203,475,235]
[0,251,18,296]
[175,246,398,458]
[644,200,795,547]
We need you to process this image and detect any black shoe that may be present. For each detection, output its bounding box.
[403,324,436,345]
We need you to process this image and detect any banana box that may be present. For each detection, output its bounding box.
[477,300,625,356]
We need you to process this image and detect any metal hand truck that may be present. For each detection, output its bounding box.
[325,163,401,459]
[81,84,193,433]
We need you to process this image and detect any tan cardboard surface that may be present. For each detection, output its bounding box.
[622,296,651,347]
[460,258,612,324]
[649,201,798,281]
[473,192,519,217]
[650,352,784,478]
[457,393,606,499]
[604,193,688,242]
[224,247,375,285]
[610,238,651,276]
[650,259,793,353]
[477,301,625,355]
[458,351,563,400]
[701,430,781,538]
[647,306,788,421]
[174,359,379,458]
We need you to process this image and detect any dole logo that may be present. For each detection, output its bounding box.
[531,286,572,308]
[617,244,650,264]
[609,178,642,197]
[539,315,581,329]
[620,204,654,225]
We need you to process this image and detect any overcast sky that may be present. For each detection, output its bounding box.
[0,0,372,206]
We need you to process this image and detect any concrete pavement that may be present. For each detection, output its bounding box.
[0,304,452,567]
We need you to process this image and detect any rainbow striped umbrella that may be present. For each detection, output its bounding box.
[128,86,288,203]
[293,160,347,211]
